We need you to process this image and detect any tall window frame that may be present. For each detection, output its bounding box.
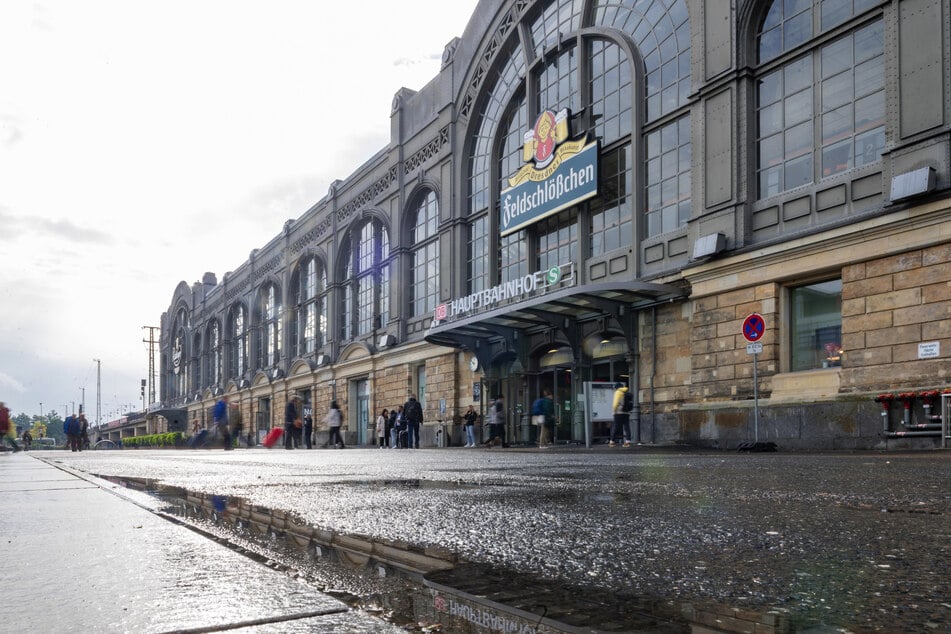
[339,218,390,341]
[291,256,328,357]
[411,190,440,317]
[466,0,693,289]
[755,1,885,199]
[228,303,248,380]
[257,282,282,369]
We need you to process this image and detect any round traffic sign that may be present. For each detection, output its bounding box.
[742,313,765,342]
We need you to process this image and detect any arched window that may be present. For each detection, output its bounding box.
[290,256,328,357]
[205,320,221,389]
[755,1,884,198]
[170,306,188,399]
[227,303,248,379]
[411,190,439,316]
[466,0,693,288]
[339,218,390,340]
[256,282,282,368]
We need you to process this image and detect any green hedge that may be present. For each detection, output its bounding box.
[121,432,185,448]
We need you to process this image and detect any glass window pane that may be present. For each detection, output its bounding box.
[759,102,783,137]
[783,121,812,157]
[760,165,782,198]
[854,21,883,63]
[784,56,812,93]
[785,90,813,127]
[759,71,783,106]
[854,58,884,97]
[790,279,842,372]
[855,127,884,167]
[822,138,852,177]
[820,0,852,32]
[785,153,813,189]
[759,26,782,63]
[783,10,813,50]
[855,91,884,131]
[822,73,852,111]
[821,36,852,78]
[822,104,852,143]
[760,133,784,169]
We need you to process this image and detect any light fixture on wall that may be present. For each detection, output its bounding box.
[378,334,397,348]
[316,353,328,366]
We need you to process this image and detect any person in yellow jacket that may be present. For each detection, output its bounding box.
[610,383,632,447]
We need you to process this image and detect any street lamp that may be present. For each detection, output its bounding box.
[93,359,101,439]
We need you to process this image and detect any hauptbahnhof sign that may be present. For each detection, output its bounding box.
[499,109,599,236]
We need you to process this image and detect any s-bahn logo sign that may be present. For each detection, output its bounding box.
[500,108,599,236]
[434,263,575,323]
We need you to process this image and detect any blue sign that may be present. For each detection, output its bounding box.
[499,142,599,236]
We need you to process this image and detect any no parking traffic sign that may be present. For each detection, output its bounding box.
[742,313,765,343]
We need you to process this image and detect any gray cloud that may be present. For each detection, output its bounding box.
[0,209,114,245]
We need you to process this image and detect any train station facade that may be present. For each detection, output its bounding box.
[157,0,951,450]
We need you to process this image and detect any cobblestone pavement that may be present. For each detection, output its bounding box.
[40,446,951,632]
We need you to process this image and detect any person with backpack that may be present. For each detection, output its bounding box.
[611,382,633,447]
[402,393,423,449]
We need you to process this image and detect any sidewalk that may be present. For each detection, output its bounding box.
[0,452,401,634]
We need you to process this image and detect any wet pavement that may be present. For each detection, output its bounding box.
[3,445,949,633]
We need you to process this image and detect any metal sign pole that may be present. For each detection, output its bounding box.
[753,351,759,443]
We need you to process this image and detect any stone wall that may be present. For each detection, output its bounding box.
[840,244,951,392]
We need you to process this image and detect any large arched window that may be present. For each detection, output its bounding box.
[755,0,884,198]
[170,306,188,400]
[227,303,248,379]
[339,218,390,340]
[466,0,693,289]
[411,190,439,316]
[205,320,221,389]
[256,282,282,368]
[290,256,327,358]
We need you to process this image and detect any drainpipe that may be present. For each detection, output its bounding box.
[882,430,941,438]
[875,393,894,432]
[650,306,656,445]
[897,392,917,426]
[919,390,941,421]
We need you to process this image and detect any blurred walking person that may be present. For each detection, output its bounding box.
[213,395,233,450]
[402,393,423,449]
[389,406,402,448]
[303,410,313,449]
[324,400,344,449]
[284,396,301,450]
[376,408,388,448]
[65,412,82,452]
[0,402,20,452]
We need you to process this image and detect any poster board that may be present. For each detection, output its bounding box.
[583,381,617,448]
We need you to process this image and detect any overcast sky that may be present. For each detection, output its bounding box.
[0,0,479,422]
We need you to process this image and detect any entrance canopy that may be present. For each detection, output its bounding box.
[425,280,685,350]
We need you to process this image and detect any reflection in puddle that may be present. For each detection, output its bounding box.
[94,474,794,633]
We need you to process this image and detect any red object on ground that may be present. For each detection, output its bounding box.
[262,428,283,448]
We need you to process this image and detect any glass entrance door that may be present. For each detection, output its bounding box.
[353,379,369,445]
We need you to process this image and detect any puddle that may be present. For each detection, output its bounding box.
[93,474,796,633]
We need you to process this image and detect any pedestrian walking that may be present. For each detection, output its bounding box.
[230,403,244,448]
[376,409,388,448]
[0,402,20,452]
[213,395,233,450]
[324,400,344,449]
[531,389,555,447]
[462,405,478,447]
[284,396,301,450]
[389,406,402,448]
[21,429,33,450]
[611,382,633,447]
[402,393,423,449]
[303,411,313,449]
[485,395,507,447]
[79,414,90,450]
[65,413,82,452]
